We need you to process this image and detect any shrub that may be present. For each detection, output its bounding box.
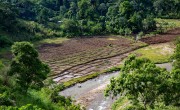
[0,35,12,48]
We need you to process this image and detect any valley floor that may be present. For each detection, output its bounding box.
[37,28,180,84]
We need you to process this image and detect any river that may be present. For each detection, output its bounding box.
[59,63,172,110]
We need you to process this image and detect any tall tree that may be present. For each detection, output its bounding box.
[9,42,50,93]
[105,55,169,109]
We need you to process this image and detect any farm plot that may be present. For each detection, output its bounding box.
[38,36,146,82]
[141,28,180,44]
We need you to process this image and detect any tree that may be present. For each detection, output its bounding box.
[172,38,180,69]
[119,1,133,18]
[37,8,49,23]
[163,38,180,105]
[9,42,50,93]
[67,2,77,19]
[98,3,107,16]
[0,35,12,48]
[60,19,80,37]
[105,55,168,109]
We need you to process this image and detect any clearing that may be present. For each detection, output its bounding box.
[134,42,175,63]
[38,36,146,82]
[38,28,180,83]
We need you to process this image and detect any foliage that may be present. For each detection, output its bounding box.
[63,65,121,89]
[163,39,180,106]
[0,0,179,42]
[0,35,12,48]
[134,42,174,63]
[60,19,80,37]
[0,42,82,110]
[153,0,180,19]
[105,55,180,109]
[172,38,180,69]
[9,42,50,93]
[106,0,156,34]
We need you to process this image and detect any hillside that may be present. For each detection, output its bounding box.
[0,0,180,110]
[0,0,179,44]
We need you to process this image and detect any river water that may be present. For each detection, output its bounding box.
[59,63,172,110]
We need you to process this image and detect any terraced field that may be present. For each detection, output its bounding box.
[38,36,146,82]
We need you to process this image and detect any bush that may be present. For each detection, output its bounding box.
[60,19,80,37]
[0,35,12,48]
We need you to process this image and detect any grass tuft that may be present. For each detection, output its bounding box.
[63,66,121,89]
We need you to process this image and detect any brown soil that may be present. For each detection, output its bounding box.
[38,28,180,82]
[140,28,180,44]
[38,36,143,82]
[38,36,133,60]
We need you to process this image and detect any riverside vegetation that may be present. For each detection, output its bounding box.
[105,39,180,110]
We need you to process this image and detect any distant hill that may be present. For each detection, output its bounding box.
[0,0,179,43]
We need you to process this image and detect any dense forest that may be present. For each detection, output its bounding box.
[0,0,180,44]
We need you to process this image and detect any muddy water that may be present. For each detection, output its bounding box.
[59,63,172,110]
[60,72,119,110]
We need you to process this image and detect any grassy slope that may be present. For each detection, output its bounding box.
[133,42,175,63]
[156,18,180,28]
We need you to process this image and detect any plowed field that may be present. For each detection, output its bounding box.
[140,28,180,44]
[38,28,180,82]
[38,36,146,82]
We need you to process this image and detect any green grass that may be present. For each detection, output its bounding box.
[112,97,180,110]
[39,37,69,44]
[156,18,180,28]
[63,66,121,88]
[112,97,131,110]
[133,42,175,63]
[34,37,70,47]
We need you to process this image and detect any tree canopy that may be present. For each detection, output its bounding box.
[0,0,179,40]
[105,50,180,109]
[9,42,50,93]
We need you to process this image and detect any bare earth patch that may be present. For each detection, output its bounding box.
[38,36,145,82]
[140,28,180,44]
[37,28,180,83]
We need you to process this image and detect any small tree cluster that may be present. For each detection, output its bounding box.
[105,51,180,109]
[9,42,50,93]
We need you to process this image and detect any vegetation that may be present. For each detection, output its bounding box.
[0,0,179,42]
[9,42,50,93]
[105,40,180,110]
[134,42,175,63]
[63,65,121,88]
[0,42,82,110]
[0,0,179,109]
